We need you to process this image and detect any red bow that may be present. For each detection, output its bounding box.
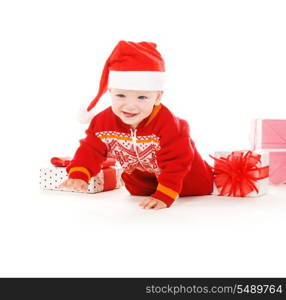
[50,156,116,169]
[210,151,269,197]
[50,157,72,167]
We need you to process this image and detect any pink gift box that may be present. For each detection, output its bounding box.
[268,150,286,185]
[251,119,286,149]
[250,119,286,184]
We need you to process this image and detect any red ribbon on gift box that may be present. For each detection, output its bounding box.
[50,157,72,167]
[102,167,117,191]
[210,151,269,197]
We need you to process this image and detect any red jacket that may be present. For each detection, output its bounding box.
[67,104,213,207]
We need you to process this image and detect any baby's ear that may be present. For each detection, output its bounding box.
[155,91,163,105]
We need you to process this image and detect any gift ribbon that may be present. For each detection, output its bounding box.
[102,167,117,191]
[50,157,72,167]
[210,151,269,197]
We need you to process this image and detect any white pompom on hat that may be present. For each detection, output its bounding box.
[76,106,95,124]
[77,40,166,123]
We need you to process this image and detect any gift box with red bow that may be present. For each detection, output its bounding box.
[210,150,269,197]
[40,157,123,193]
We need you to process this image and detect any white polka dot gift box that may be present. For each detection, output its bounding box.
[39,157,123,193]
[210,150,269,197]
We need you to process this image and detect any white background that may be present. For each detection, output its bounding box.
[0,0,285,277]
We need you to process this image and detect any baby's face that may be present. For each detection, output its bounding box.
[109,88,163,128]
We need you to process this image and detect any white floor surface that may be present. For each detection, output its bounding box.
[1,181,285,277]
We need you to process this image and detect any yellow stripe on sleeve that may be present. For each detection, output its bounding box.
[157,184,178,199]
[69,167,91,181]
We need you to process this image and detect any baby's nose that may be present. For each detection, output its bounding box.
[123,101,138,111]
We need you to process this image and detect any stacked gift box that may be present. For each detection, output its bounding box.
[251,119,286,185]
[210,119,286,198]
[40,157,123,193]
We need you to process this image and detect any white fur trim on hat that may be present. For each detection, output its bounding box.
[108,71,165,91]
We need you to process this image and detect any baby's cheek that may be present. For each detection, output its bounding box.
[111,105,121,117]
[144,104,155,115]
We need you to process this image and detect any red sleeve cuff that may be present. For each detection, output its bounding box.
[68,171,90,184]
[151,190,177,207]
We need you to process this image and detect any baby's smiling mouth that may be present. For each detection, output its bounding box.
[122,111,138,118]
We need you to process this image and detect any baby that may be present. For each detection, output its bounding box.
[59,41,213,209]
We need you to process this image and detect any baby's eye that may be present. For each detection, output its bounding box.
[138,96,148,100]
[116,94,125,97]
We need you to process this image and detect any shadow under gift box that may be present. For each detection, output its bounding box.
[39,166,123,193]
[211,150,269,197]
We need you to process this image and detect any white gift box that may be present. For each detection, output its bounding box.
[39,166,123,193]
[212,150,269,197]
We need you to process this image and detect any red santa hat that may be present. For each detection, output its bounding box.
[77,40,166,123]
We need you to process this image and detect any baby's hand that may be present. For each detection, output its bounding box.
[139,197,167,210]
[58,178,88,192]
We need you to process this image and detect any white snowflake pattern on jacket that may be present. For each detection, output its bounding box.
[95,130,161,175]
